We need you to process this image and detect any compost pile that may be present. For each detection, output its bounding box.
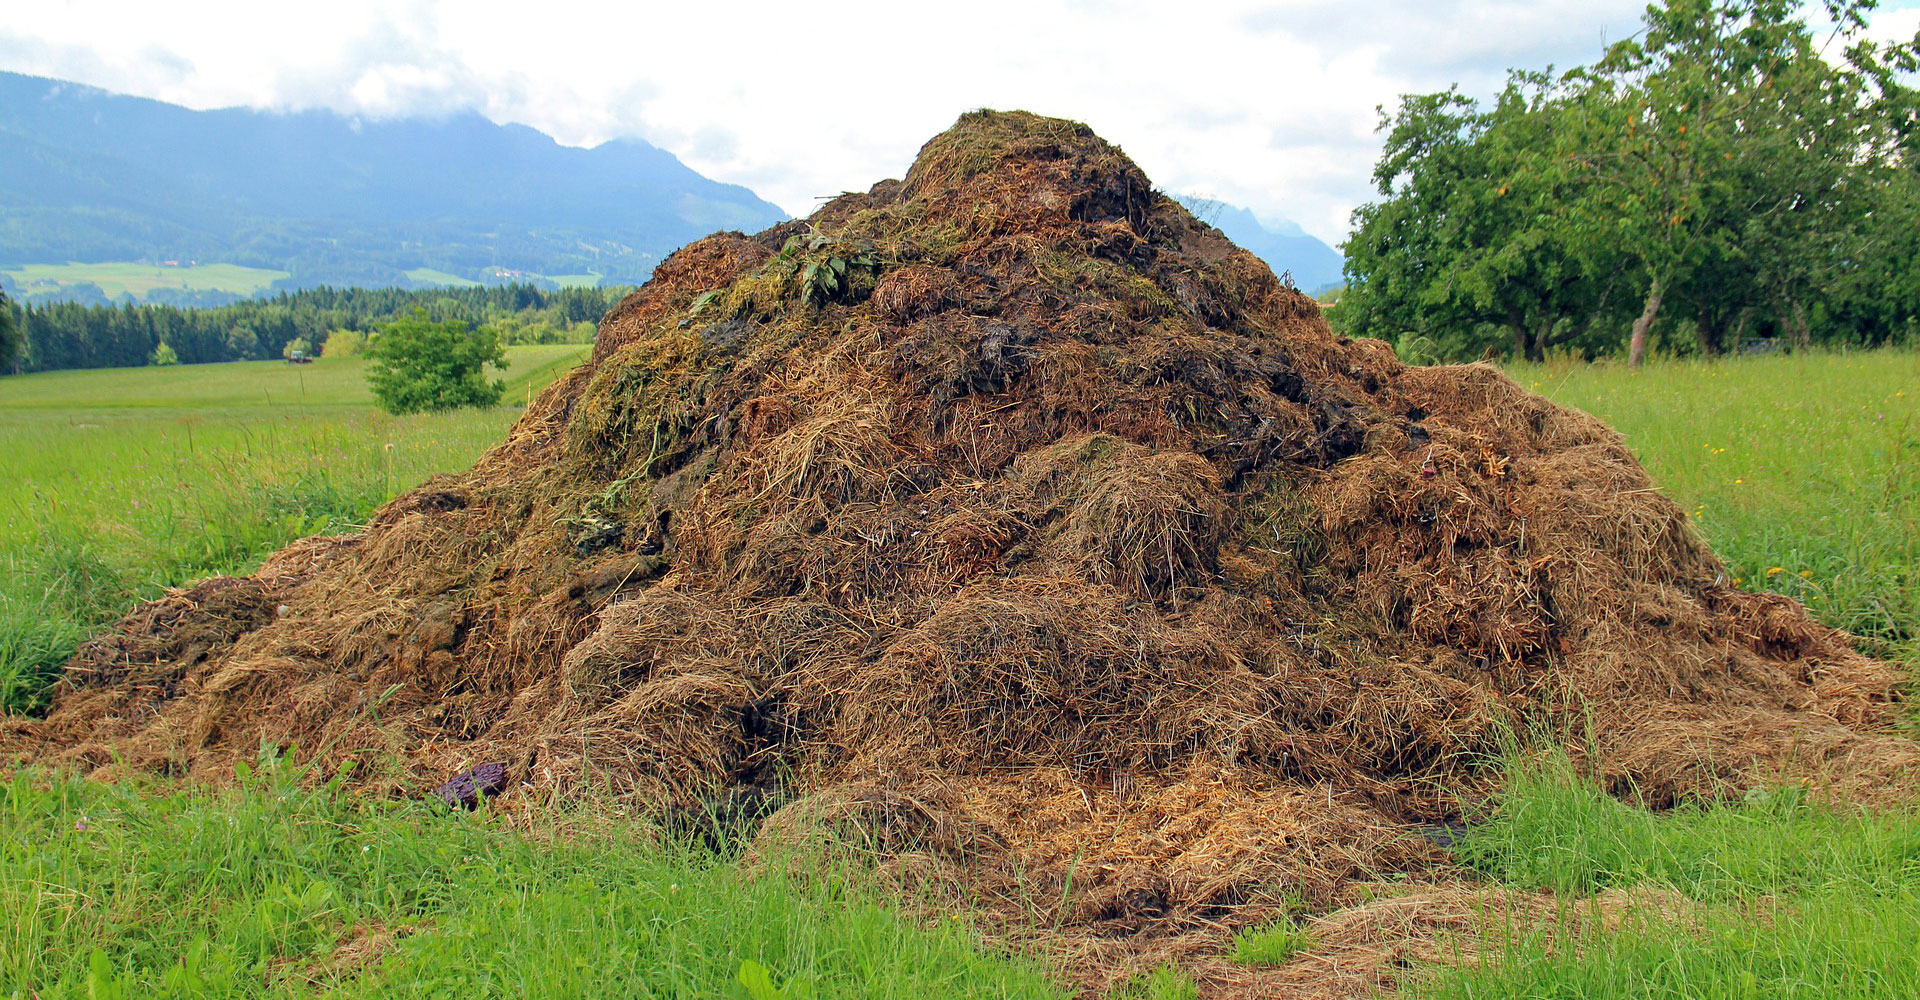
[11,112,1913,995]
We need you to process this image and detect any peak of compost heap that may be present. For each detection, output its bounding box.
[10,111,1911,997]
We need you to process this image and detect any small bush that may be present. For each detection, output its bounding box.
[364,311,507,415]
[321,329,367,358]
[149,340,180,366]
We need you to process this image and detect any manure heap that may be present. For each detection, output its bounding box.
[12,112,1913,994]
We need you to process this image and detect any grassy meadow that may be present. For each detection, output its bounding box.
[0,347,1915,998]
[1508,350,1920,661]
[0,345,587,711]
[400,267,482,288]
[1421,753,1920,999]
[3,261,291,300]
[3,759,1068,1000]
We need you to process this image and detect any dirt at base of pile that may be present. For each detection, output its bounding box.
[6,111,1912,995]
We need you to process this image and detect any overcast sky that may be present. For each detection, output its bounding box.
[5,0,1918,246]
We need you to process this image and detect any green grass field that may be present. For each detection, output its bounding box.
[1508,351,1919,660]
[2,758,1067,1000]
[1410,753,1920,999]
[3,261,290,300]
[0,348,1915,999]
[401,267,481,288]
[0,345,587,711]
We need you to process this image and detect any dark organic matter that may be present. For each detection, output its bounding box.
[433,761,509,809]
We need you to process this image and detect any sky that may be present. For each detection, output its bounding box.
[4,0,1918,247]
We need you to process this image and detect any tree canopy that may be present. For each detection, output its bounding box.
[364,312,508,415]
[0,292,19,373]
[1336,0,1920,363]
[3,283,623,376]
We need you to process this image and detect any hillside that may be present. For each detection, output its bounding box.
[0,71,787,297]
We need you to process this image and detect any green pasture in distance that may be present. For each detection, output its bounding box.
[402,267,482,288]
[0,343,587,711]
[0,343,586,410]
[3,261,290,299]
[0,344,588,541]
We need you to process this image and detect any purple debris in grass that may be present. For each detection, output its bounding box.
[433,762,509,809]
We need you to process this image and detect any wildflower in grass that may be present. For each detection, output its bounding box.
[1799,570,1814,579]
[74,815,89,832]
[1768,567,1785,577]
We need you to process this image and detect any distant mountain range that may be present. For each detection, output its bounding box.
[0,71,1344,304]
[1175,196,1344,295]
[0,70,787,299]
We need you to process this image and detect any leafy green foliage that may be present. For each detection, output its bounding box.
[364,312,508,415]
[322,328,368,357]
[9,282,623,375]
[1338,80,1623,361]
[776,231,881,306]
[1338,0,1920,363]
[0,291,20,372]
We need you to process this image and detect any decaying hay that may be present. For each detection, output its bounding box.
[6,111,1912,996]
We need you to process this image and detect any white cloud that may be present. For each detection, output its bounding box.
[0,0,1909,246]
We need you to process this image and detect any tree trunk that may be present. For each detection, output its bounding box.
[1729,310,1749,354]
[1510,323,1529,361]
[1697,306,1723,358]
[1629,277,1663,368]
[1785,299,1811,351]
